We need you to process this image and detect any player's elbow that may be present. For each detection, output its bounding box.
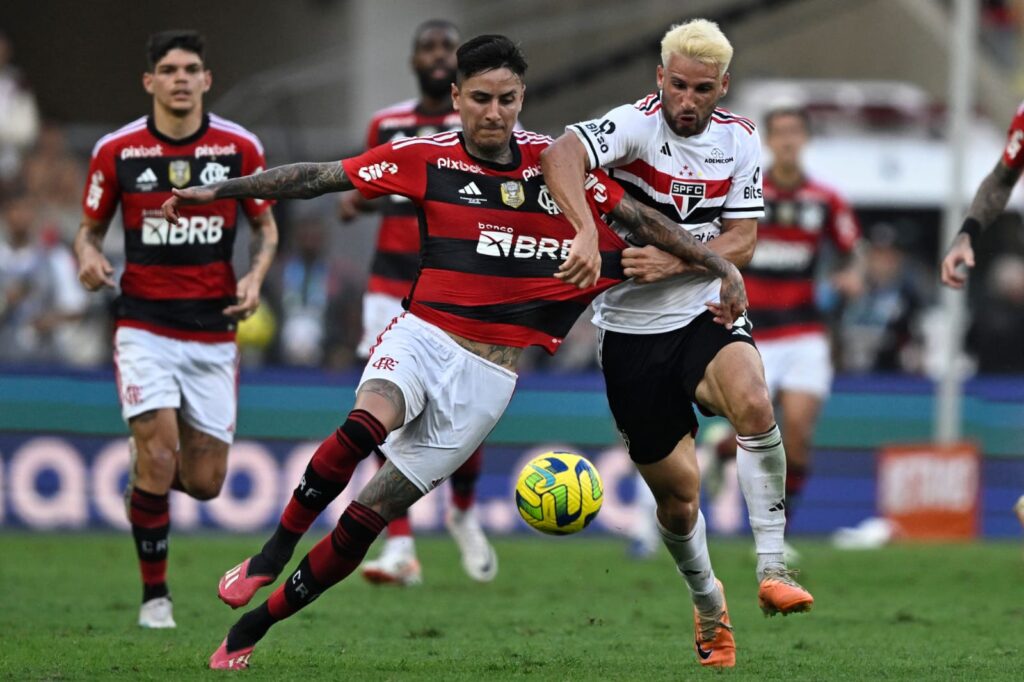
[733,241,756,268]
[540,134,584,175]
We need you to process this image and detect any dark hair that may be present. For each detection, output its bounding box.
[764,105,810,134]
[146,30,205,70]
[413,19,459,49]
[456,34,527,82]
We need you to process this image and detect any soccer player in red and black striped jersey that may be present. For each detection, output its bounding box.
[73,31,278,630]
[165,35,745,670]
[338,19,497,588]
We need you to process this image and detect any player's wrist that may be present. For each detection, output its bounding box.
[958,217,982,245]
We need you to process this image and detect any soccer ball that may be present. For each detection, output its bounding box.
[515,452,603,535]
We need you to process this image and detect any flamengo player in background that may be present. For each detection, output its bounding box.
[941,100,1024,529]
[694,105,863,554]
[541,20,814,665]
[164,35,747,670]
[73,31,278,630]
[338,19,497,587]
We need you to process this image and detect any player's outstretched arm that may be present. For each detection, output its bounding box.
[162,162,353,223]
[942,159,1022,288]
[611,194,747,327]
[540,134,602,289]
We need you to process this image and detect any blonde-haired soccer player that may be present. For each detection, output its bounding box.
[541,18,814,668]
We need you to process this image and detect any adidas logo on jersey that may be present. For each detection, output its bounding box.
[136,167,158,191]
[458,181,487,205]
[660,142,671,156]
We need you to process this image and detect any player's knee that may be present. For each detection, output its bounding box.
[728,384,775,435]
[138,441,177,475]
[181,472,224,500]
[656,496,700,536]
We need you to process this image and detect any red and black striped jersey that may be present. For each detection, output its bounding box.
[363,100,462,298]
[1001,100,1024,171]
[342,130,628,352]
[745,173,861,340]
[82,113,272,342]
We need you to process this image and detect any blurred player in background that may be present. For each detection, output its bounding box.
[164,34,747,669]
[700,105,864,555]
[73,31,278,629]
[941,99,1024,531]
[338,19,496,586]
[542,20,814,667]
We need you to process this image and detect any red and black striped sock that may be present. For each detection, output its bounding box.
[227,501,387,650]
[129,487,170,603]
[249,410,387,576]
[450,445,483,511]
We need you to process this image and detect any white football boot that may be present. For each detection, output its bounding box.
[446,507,498,583]
[138,597,176,629]
[362,537,423,586]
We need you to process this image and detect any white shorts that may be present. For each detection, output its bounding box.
[757,332,833,400]
[359,313,517,493]
[357,292,406,359]
[113,326,239,444]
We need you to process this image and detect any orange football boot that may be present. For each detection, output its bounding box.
[758,568,814,616]
[693,579,736,668]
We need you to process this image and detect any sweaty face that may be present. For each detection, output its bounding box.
[453,68,523,156]
[412,27,459,99]
[766,113,808,170]
[657,54,728,137]
[144,48,210,116]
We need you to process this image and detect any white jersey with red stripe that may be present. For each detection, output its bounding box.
[568,93,764,334]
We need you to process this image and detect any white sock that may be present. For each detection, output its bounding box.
[385,535,415,556]
[736,424,787,579]
[657,511,721,615]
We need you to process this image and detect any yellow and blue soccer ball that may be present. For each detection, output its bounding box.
[515,452,603,535]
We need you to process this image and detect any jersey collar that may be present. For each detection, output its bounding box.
[146,113,210,147]
[458,132,521,171]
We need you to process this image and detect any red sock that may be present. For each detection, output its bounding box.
[387,516,412,537]
[267,501,387,619]
[129,487,170,599]
[279,410,387,534]
[450,445,483,511]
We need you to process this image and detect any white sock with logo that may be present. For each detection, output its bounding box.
[657,511,722,615]
[736,424,787,579]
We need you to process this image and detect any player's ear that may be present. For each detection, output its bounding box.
[656,64,664,91]
[450,82,460,111]
[721,72,730,97]
[142,71,154,95]
[203,69,212,94]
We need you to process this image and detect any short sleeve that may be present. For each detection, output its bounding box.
[721,127,765,220]
[827,191,862,253]
[241,136,275,219]
[1002,103,1024,170]
[567,102,648,170]
[341,139,428,202]
[81,143,120,222]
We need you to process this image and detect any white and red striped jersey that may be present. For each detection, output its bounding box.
[568,93,764,334]
[82,113,272,342]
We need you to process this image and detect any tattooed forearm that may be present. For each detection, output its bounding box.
[357,379,407,421]
[445,333,522,371]
[356,460,425,521]
[210,162,352,201]
[966,161,1022,229]
[612,195,736,279]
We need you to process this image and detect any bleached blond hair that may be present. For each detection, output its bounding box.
[660,19,733,78]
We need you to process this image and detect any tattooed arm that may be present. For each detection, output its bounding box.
[610,193,748,327]
[223,209,279,319]
[942,159,1023,288]
[162,162,352,223]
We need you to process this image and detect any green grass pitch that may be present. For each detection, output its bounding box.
[1,533,1021,680]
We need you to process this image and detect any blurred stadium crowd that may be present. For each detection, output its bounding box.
[2,5,1024,376]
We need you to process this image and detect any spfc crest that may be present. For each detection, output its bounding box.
[500,180,525,209]
[168,160,191,188]
[669,179,705,219]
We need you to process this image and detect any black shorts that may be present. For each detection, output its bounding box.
[598,310,757,465]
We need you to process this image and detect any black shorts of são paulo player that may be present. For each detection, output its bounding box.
[597,310,757,465]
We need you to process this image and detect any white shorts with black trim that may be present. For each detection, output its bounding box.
[758,331,833,400]
[358,313,517,493]
[113,326,239,444]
